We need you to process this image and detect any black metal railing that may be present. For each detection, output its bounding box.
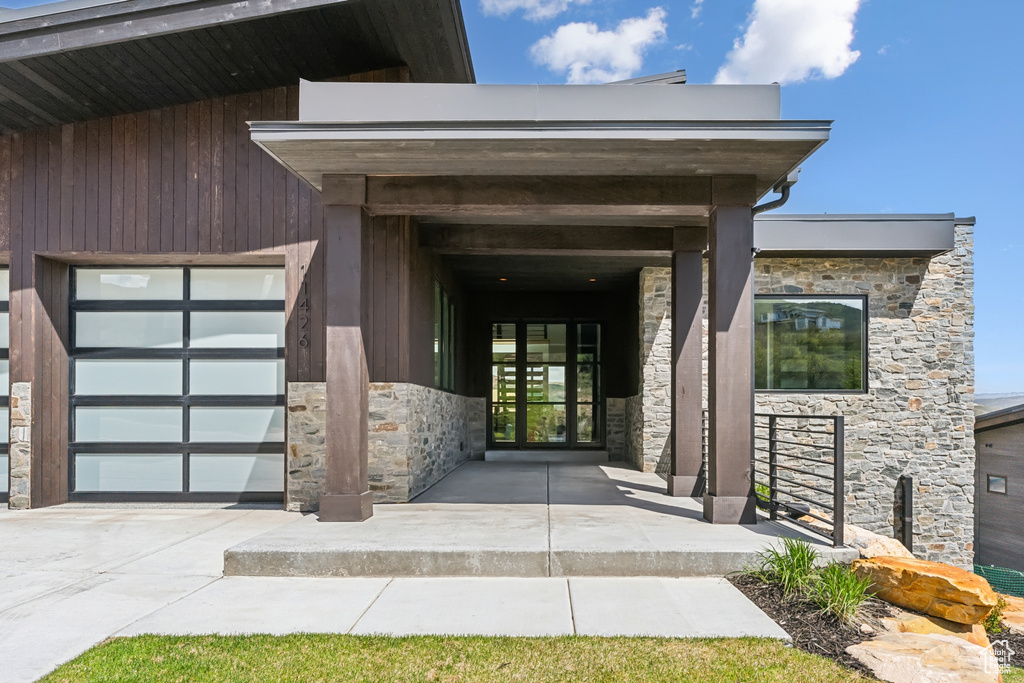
[753,413,845,547]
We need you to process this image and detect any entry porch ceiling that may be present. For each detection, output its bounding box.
[250,81,832,202]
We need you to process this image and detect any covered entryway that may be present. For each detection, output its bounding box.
[250,80,831,523]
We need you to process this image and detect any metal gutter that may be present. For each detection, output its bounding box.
[250,120,833,143]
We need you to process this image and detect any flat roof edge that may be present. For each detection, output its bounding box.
[976,404,1024,432]
[754,214,957,256]
[297,80,785,123]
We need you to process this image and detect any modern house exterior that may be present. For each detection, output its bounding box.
[0,0,975,567]
[974,404,1024,572]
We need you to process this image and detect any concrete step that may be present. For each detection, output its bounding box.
[484,450,609,463]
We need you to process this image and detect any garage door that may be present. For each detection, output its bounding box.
[69,267,285,501]
[0,269,8,503]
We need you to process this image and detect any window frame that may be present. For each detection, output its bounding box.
[434,279,456,393]
[67,266,285,503]
[754,293,869,395]
[988,474,1008,495]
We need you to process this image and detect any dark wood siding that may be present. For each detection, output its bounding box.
[976,422,1024,572]
[0,67,411,507]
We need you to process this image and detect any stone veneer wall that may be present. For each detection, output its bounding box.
[628,222,976,567]
[634,268,673,473]
[606,398,626,461]
[7,382,30,509]
[285,382,485,511]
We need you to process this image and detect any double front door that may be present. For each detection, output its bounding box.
[490,322,603,449]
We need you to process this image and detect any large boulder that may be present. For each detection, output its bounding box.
[881,613,990,649]
[846,633,1000,683]
[852,556,999,625]
[1000,594,1024,635]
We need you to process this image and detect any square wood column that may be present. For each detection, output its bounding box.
[704,206,757,524]
[318,199,373,522]
[668,227,706,497]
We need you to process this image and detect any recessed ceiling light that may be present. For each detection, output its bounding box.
[499,278,507,282]
[589,278,597,282]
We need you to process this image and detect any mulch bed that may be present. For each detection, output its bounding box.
[993,628,1024,668]
[728,573,897,678]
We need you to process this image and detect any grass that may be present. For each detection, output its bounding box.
[39,635,867,682]
[1005,666,1024,683]
[808,562,874,625]
[752,537,819,596]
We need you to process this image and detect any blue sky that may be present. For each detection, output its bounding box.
[0,0,1020,392]
[464,0,1024,394]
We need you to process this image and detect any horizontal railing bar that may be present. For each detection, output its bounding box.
[763,436,835,449]
[784,514,835,541]
[769,473,835,497]
[754,458,833,482]
[755,413,840,420]
[766,449,835,466]
[778,504,835,528]
[774,488,835,512]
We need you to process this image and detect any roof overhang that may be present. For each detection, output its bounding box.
[754,214,969,257]
[250,81,831,198]
[0,0,474,131]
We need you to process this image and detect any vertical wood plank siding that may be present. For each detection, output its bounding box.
[0,67,412,506]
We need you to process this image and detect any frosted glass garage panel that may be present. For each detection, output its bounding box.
[0,360,8,391]
[190,312,285,348]
[190,359,284,395]
[76,311,183,348]
[76,269,183,300]
[190,269,286,301]
[0,313,8,350]
[0,269,8,300]
[190,407,285,442]
[0,408,8,445]
[75,454,182,492]
[76,360,182,396]
[189,454,284,492]
[75,407,182,442]
[1,455,7,494]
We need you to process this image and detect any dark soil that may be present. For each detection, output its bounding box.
[729,573,896,678]
[993,628,1024,668]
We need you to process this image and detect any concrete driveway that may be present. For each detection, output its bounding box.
[0,490,789,683]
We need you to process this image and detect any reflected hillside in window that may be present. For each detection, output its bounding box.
[755,298,866,392]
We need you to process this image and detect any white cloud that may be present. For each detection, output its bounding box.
[690,0,704,19]
[530,7,668,84]
[714,0,861,85]
[480,0,590,22]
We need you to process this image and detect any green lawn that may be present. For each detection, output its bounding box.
[40,635,866,682]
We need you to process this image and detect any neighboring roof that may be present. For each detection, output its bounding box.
[754,213,971,257]
[0,0,474,132]
[252,80,830,197]
[609,70,687,85]
[976,404,1024,433]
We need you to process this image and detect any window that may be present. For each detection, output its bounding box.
[988,475,1007,495]
[755,296,867,393]
[434,281,455,392]
[69,267,285,501]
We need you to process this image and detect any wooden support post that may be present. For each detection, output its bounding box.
[704,206,757,524]
[318,196,373,522]
[668,227,706,497]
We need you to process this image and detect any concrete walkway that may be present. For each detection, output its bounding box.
[227,462,856,577]
[0,464,819,682]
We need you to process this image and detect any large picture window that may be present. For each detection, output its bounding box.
[69,267,285,501]
[754,296,867,393]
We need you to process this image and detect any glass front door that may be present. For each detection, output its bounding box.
[490,321,602,449]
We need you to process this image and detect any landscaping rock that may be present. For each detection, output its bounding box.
[795,517,915,560]
[881,613,990,649]
[852,557,999,624]
[846,632,1000,683]
[1000,594,1024,635]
